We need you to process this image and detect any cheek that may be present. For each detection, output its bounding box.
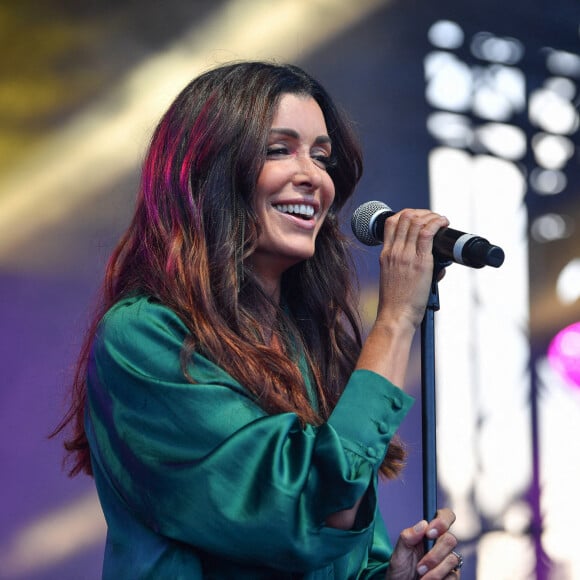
[316,183,336,232]
[322,177,336,209]
[254,166,285,204]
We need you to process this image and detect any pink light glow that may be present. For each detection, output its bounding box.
[548,322,580,389]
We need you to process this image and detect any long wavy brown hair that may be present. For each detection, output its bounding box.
[53,61,405,479]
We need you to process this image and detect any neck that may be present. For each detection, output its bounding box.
[245,257,285,304]
[254,272,281,304]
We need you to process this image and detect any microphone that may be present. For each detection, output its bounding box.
[351,200,505,269]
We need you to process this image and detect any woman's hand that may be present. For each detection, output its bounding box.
[376,209,449,332]
[385,508,462,579]
[355,209,449,388]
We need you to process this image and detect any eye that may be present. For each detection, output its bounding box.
[266,145,290,158]
[311,153,337,171]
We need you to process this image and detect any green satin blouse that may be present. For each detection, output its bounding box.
[85,296,414,579]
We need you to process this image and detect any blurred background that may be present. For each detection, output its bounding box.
[1,0,579,578]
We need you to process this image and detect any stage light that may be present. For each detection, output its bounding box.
[472,65,526,121]
[529,87,580,134]
[426,112,472,147]
[548,322,580,388]
[529,168,567,195]
[530,213,572,242]
[428,20,464,49]
[475,122,526,160]
[545,49,580,77]
[531,133,575,169]
[545,76,577,100]
[556,259,580,305]
[425,51,472,111]
[471,32,525,65]
[536,356,580,577]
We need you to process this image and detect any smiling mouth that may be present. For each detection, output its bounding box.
[273,203,315,220]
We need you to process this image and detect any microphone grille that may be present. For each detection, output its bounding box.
[351,200,390,246]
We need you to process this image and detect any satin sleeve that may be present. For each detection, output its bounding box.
[86,296,413,573]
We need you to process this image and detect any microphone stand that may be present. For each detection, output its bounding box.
[421,258,448,552]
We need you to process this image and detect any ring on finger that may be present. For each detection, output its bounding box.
[451,551,463,571]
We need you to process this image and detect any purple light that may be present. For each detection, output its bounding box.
[548,322,580,389]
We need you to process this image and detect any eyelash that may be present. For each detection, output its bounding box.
[266,146,336,170]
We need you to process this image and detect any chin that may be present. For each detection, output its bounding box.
[292,247,316,262]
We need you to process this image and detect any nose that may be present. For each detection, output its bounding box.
[292,156,323,190]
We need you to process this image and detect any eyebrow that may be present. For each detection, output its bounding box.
[269,128,332,146]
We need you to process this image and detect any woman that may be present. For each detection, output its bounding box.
[55,61,461,578]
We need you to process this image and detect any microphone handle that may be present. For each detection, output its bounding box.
[434,228,504,268]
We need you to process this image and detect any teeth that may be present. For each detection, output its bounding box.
[274,204,315,218]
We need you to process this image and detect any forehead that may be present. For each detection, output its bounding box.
[270,94,328,135]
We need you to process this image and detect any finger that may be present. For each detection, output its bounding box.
[391,211,449,261]
[416,532,459,578]
[382,208,414,249]
[396,519,429,549]
[414,214,450,257]
[382,208,431,242]
[426,508,456,539]
[386,521,429,579]
[425,548,463,579]
[381,210,449,263]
